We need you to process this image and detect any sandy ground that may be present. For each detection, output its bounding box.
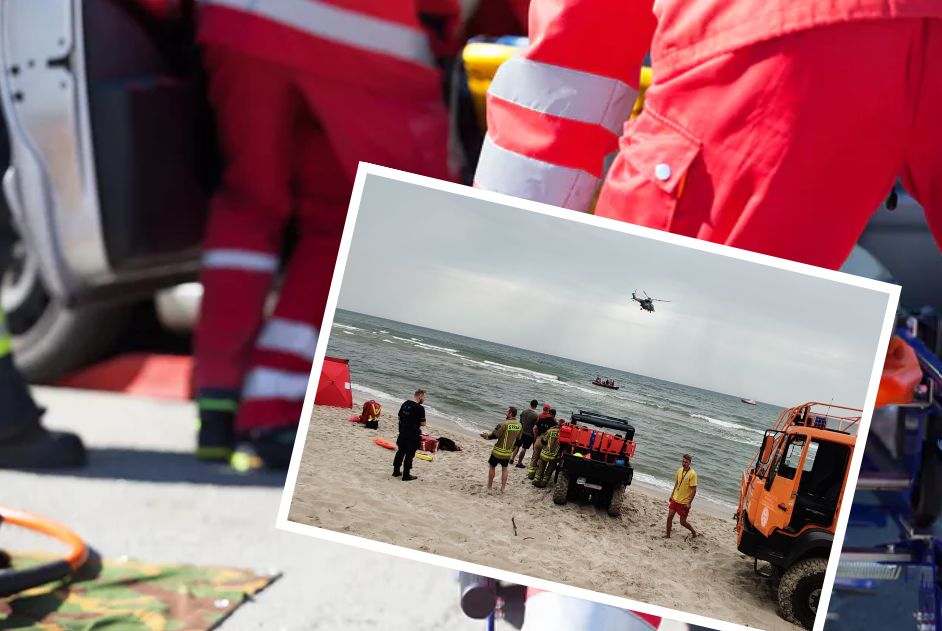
[289,402,801,631]
[1,388,489,630]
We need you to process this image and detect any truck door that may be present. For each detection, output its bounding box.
[756,435,808,536]
[0,0,212,301]
[788,439,851,531]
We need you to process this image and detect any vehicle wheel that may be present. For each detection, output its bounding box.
[778,557,826,630]
[1,237,130,382]
[553,471,571,505]
[912,412,942,529]
[608,484,626,517]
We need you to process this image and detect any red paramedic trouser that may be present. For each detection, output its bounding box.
[196,45,451,432]
[595,18,942,271]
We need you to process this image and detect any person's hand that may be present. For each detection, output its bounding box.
[480,432,488,439]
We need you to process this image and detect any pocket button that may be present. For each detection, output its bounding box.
[654,163,672,181]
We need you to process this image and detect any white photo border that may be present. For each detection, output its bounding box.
[276,162,902,631]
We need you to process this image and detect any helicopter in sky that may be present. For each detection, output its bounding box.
[631,290,671,313]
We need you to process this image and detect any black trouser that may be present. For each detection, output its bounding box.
[0,210,40,436]
[393,435,419,475]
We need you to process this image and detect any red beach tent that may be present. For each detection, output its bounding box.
[315,357,353,408]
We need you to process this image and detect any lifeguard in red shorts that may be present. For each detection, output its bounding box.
[666,453,698,539]
[474,1,942,271]
[194,0,458,469]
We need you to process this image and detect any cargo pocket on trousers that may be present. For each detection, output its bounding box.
[612,109,701,232]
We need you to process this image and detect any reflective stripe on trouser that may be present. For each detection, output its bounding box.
[199,0,435,68]
[237,367,311,431]
[256,317,319,362]
[534,458,556,485]
[194,47,450,431]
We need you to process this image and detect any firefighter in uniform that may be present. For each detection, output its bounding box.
[474,0,942,271]
[482,407,522,493]
[527,408,557,479]
[192,0,459,470]
[532,416,563,488]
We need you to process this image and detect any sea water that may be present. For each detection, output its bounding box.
[327,309,786,512]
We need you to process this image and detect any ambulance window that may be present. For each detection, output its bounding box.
[777,436,806,480]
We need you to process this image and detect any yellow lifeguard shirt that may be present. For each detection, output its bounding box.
[671,467,698,505]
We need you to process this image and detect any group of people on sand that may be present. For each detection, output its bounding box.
[480,399,700,539]
[391,391,699,539]
[480,400,563,493]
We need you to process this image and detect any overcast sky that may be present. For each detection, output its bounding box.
[335,174,893,408]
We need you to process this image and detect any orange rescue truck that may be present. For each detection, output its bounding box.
[735,402,861,628]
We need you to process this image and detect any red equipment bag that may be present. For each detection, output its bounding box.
[559,424,573,444]
[573,427,593,449]
[419,434,439,453]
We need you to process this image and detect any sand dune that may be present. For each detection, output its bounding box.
[289,402,801,631]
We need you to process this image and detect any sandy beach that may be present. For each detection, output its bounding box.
[289,400,801,631]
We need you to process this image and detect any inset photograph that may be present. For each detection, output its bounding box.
[280,166,899,631]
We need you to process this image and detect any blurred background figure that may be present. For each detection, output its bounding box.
[192,0,459,470]
[458,572,709,631]
[460,0,529,39]
[0,211,85,469]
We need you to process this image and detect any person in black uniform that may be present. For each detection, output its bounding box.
[393,389,427,481]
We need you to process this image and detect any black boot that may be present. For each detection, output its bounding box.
[230,425,297,472]
[402,473,417,481]
[0,355,86,469]
[392,469,402,477]
[0,419,86,469]
[196,389,238,462]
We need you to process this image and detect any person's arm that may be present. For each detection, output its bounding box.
[688,471,698,505]
[482,423,505,440]
[474,0,657,210]
[417,406,428,429]
[668,471,679,503]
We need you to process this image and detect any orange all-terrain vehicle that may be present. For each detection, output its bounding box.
[735,402,861,629]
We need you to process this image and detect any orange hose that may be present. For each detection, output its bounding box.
[0,504,88,570]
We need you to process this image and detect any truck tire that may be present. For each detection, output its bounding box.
[553,471,571,505]
[778,557,826,629]
[608,484,626,517]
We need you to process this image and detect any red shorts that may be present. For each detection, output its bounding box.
[669,499,690,518]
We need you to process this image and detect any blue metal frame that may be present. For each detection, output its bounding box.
[831,322,942,630]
